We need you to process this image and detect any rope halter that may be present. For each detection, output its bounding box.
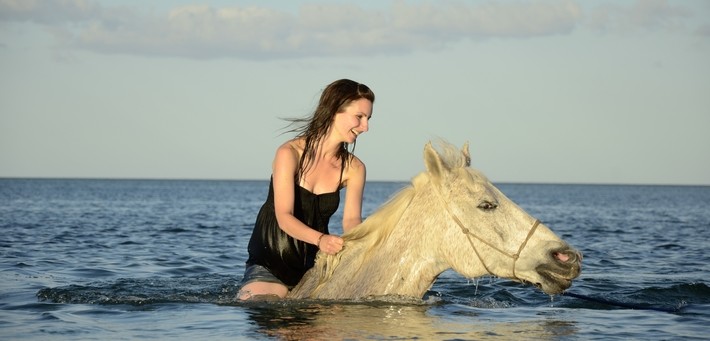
[432,182,541,282]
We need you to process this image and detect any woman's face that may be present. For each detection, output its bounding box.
[334,98,373,143]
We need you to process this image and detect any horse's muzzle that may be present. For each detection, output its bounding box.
[535,246,582,294]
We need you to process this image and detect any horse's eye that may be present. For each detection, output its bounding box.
[478,201,497,211]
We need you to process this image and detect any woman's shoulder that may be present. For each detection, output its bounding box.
[276,138,303,156]
[273,138,303,167]
[348,153,366,169]
[342,153,366,187]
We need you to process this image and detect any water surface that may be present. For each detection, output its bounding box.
[1,179,709,340]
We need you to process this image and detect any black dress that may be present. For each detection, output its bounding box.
[245,178,341,287]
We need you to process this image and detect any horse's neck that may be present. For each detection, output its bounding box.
[347,193,449,297]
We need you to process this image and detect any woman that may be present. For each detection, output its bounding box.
[238,79,375,300]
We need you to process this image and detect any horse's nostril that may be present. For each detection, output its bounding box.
[553,251,570,263]
[552,249,582,264]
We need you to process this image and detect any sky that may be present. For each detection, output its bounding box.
[1,0,709,185]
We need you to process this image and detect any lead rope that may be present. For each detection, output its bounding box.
[432,182,540,281]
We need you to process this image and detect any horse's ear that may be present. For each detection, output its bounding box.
[424,141,448,178]
[462,141,471,167]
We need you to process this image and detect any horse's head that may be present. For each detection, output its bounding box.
[419,141,581,294]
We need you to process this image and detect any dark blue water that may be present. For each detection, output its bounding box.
[1,179,709,340]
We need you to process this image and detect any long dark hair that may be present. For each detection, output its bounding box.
[283,79,375,183]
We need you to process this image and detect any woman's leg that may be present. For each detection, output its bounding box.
[237,281,288,300]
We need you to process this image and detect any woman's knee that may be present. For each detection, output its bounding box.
[237,281,288,300]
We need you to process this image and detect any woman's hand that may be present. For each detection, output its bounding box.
[318,234,344,255]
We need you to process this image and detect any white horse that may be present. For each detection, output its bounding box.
[288,141,581,300]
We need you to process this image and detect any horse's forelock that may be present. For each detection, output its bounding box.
[434,141,468,170]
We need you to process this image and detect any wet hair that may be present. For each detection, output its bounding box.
[283,79,375,183]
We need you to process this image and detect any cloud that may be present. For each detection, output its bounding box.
[391,1,581,38]
[584,0,691,34]
[0,0,700,60]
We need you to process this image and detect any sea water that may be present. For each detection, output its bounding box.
[1,179,709,340]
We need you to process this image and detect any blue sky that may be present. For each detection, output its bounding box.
[1,0,709,185]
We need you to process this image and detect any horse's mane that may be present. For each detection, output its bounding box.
[345,185,415,241]
[307,142,467,292]
[308,183,417,293]
[345,141,464,244]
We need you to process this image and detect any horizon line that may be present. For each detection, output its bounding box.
[1,176,708,187]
